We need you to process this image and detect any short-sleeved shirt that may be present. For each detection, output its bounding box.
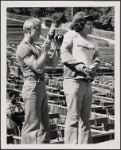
[16,40,44,78]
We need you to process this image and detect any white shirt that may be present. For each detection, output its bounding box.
[63,30,98,67]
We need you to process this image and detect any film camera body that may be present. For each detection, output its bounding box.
[48,28,63,44]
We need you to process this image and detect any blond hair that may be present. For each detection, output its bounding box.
[23,18,41,33]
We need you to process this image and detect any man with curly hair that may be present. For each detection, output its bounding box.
[60,11,101,144]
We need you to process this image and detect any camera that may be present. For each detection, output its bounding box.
[54,33,63,43]
[47,28,63,45]
[47,28,55,40]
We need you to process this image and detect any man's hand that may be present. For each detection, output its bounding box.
[75,63,86,72]
[43,36,52,51]
[83,67,96,79]
[75,63,97,79]
[75,64,93,77]
[88,62,99,78]
[89,69,96,78]
[89,62,99,72]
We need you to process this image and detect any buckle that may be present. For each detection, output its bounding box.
[86,78,93,82]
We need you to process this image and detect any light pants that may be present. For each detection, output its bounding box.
[63,79,93,144]
[21,80,50,144]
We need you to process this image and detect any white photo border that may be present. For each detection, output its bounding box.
[1,1,120,149]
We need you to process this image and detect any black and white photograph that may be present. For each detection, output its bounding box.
[1,1,120,149]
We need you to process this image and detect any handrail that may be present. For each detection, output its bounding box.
[88,34,115,44]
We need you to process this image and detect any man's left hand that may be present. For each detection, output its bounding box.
[89,62,99,72]
[89,62,99,78]
[89,69,96,78]
[84,67,96,79]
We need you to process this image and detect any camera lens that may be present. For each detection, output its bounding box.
[55,34,63,42]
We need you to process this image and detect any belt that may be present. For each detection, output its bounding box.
[24,75,44,82]
[81,78,93,82]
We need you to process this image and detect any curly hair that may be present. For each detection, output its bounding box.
[70,18,86,32]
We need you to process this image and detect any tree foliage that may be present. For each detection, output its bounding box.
[7,7,115,31]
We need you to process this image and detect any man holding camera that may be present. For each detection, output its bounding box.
[16,18,62,144]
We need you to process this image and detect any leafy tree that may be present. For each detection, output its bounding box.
[64,7,72,22]
[52,12,66,27]
[7,7,115,31]
[46,7,55,17]
[94,7,114,31]
[27,8,40,17]
[11,8,22,14]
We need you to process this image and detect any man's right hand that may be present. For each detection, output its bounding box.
[43,36,52,51]
[75,63,86,72]
[75,64,96,78]
[43,28,55,51]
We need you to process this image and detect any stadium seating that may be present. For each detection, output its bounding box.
[6,17,115,144]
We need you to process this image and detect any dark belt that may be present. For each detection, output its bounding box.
[24,75,44,82]
[81,78,93,82]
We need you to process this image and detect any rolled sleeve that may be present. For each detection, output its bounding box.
[17,44,32,60]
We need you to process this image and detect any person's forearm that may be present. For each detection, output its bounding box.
[89,61,100,75]
[49,50,60,67]
[92,59,100,71]
[61,49,80,65]
[34,50,48,72]
[93,61,100,67]
[92,50,101,64]
[61,48,87,76]
[35,36,53,70]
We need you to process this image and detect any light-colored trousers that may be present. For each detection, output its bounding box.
[21,80,50,144]
[63,79,93,144]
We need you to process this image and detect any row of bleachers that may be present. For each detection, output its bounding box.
[6,17,115,144]
[6,50,115,144]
